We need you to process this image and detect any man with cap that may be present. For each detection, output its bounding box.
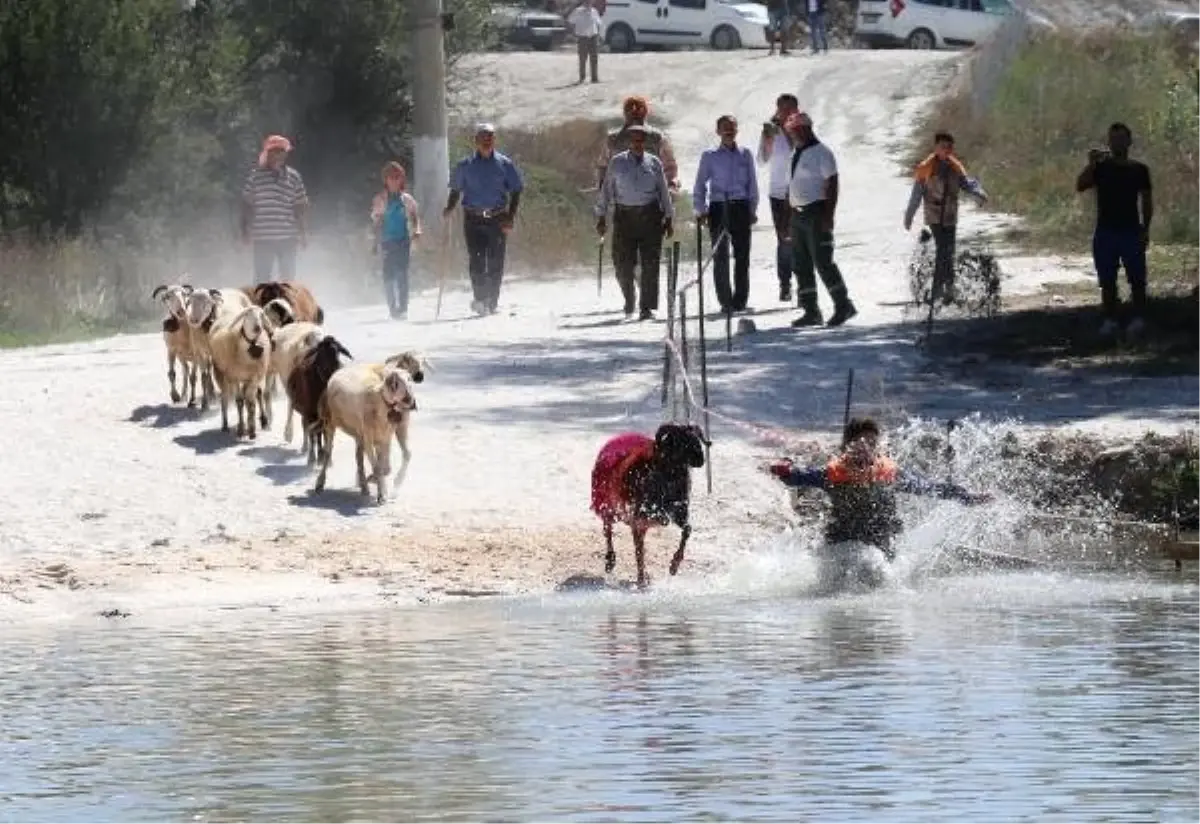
[785,111,857,328]
[240,134,309,284]
[595,124,675,321]
[445,123,525,316]
[595,96,679,192]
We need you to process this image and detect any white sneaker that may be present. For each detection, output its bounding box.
[1099,318,1120,337]
[1126,316,1146,337]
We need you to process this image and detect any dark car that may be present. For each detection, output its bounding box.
[488,0,568,50]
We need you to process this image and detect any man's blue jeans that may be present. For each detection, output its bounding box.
[1092,227,1147,318]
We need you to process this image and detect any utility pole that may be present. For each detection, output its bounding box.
[411,0,450,237]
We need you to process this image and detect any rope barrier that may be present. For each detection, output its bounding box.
[661,336,824,455]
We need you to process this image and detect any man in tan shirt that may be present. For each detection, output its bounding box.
[595,96,679,192]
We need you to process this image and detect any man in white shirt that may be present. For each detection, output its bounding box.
[757,92,799,303]
[566,0,603,84]
[786,111,857,327]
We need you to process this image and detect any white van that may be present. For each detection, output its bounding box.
[601,0,771,52]
[854,0,1017,49]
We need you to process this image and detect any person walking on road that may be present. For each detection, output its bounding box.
[444,123,524,317]
[694,115,759,314]
[595,125,675,321]
[1075,121,1153,338]
[370,161,423,320]
[240,134,309,284]
[805,0,829,53]
[786,111,857,328]
[566,0,602,84]
[766,0,792,54]
[758,93,799,303]
[595,96,679,192]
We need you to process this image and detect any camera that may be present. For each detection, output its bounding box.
[763,118,780,136]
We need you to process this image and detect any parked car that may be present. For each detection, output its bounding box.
[854,0,1018,50]
[601,0,771,52]
[489,0,568,50]
[1135,9,1199,52]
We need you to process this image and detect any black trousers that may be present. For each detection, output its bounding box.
[769,196,793,291]
[463,214,507,309]
[930,223,957,304]
[612,203,665,313]
[708,199,753,311]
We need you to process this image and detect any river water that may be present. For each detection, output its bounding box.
[2,568,1197,823]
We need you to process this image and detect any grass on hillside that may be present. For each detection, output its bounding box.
[910,27,1199,376]
[1,118,695,348]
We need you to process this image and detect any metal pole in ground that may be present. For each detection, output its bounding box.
[596,238,603,297]
[841,367,855,443]
[679,290,691,424]
[662,241,678,411]
[696,247,713,494]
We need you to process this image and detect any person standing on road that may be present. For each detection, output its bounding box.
[595,96,679,192]
[444,123,524,317]
[903,131,988,307]
[766,0,792,54]
[595,125,675,321]
[694,115,759,314]
[240,134,309,285]
[758,93,799,303]
[370,161,423,320]
[806,0,829,53]
[786,111,857,328]
[1075,121,1153,338]
[566,0,602,84]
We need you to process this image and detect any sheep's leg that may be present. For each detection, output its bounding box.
[245,383,258,440]
[633,524,650,590]
[234,384,246,438]
[373,437,391,504]
[186,361,199,408]
[392,418,411,488]
[668,523,691,576]
[603,521,617,574]
[283,398,295,444]
[305,421,322,468]
[257,385,269,432]
[355,440,370,497]
[218,376,231,433]
[314,423,335,493]
[200,363,215,411]
[168,352,181,404]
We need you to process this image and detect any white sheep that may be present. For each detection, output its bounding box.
[207,304,273,439]
[314,364,417,504]
[151,283,210,408]
[270,319,326,449]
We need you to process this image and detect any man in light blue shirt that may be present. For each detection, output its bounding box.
[444,123,524,316]
[693,115,759,313]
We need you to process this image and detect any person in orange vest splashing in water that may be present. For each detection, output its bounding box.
[763,416,991,562]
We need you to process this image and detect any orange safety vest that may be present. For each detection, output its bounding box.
[824,455,899,486]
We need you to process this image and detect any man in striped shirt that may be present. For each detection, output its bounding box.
[240,134,310,284]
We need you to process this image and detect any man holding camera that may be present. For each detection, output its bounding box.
[757,93,800,303]
[1075,122,1153,337]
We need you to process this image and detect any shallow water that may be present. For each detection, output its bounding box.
[2,568,1197,823]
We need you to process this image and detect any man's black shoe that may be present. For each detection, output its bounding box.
[826,301,858,327]
[791,310,823,328]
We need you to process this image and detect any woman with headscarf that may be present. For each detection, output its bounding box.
[240,134,310,284]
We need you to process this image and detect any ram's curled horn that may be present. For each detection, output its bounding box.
[152,285,169,299]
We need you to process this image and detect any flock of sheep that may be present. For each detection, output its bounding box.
[151,280,427,504]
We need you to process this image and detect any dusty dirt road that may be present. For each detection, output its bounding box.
[1,48,1193,623]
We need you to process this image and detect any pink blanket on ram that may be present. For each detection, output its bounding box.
[591,432,656,521]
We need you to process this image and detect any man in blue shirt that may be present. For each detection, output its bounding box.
[693,115,759,313]
[444,123,525,316]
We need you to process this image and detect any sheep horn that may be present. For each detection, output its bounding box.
[151,285,168,299]
[334,340,353,360]
[209,288,223,302]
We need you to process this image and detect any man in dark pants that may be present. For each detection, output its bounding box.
[444,123,524,316]
[1075,121,1153,338]
[693,115,759,313]
[785,111,857,328]
[758,94,799,303]
[904,131,988,306]
[595,125,675,321]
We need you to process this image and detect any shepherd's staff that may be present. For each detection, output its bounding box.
[436,209,453,321]
[596,237,604,297]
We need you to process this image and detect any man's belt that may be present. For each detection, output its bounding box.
[792,199,827,214]
[464,207,505,219]
[614,202,663,212]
